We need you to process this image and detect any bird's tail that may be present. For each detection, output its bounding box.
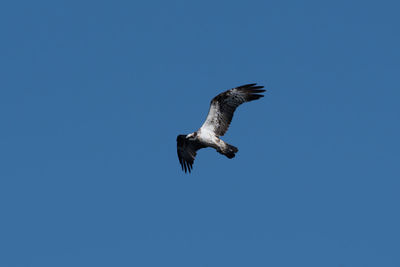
[220,143,239,159]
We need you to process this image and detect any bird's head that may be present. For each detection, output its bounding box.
[186,133,195,138]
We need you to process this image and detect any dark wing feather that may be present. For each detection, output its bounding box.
[200,83,266,136]
[176,135,205,173]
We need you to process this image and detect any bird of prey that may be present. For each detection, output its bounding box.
[177,83,266,173]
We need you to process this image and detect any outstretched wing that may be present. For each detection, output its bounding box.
[176,135,205,173]
[200,83,266,136]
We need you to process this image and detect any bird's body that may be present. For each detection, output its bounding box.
[195,129,220,150]
[177,83,266,173]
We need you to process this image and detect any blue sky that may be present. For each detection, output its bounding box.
[1,0,399,266]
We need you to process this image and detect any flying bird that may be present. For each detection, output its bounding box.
[177,83,266,173]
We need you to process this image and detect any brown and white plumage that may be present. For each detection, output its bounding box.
[200,83,266,136]
[177,83,266,173]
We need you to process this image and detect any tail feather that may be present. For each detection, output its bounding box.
[223,144,239,159]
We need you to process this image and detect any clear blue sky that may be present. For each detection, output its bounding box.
[1,0,399,266]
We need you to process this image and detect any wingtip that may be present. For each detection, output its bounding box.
[251,89,266,93]
[236,83,266,92]
[180,160,193,174]
[237,83,258,89]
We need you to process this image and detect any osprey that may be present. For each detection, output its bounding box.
[177,83,266,173]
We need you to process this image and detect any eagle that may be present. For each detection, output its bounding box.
[177,83,266,173]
